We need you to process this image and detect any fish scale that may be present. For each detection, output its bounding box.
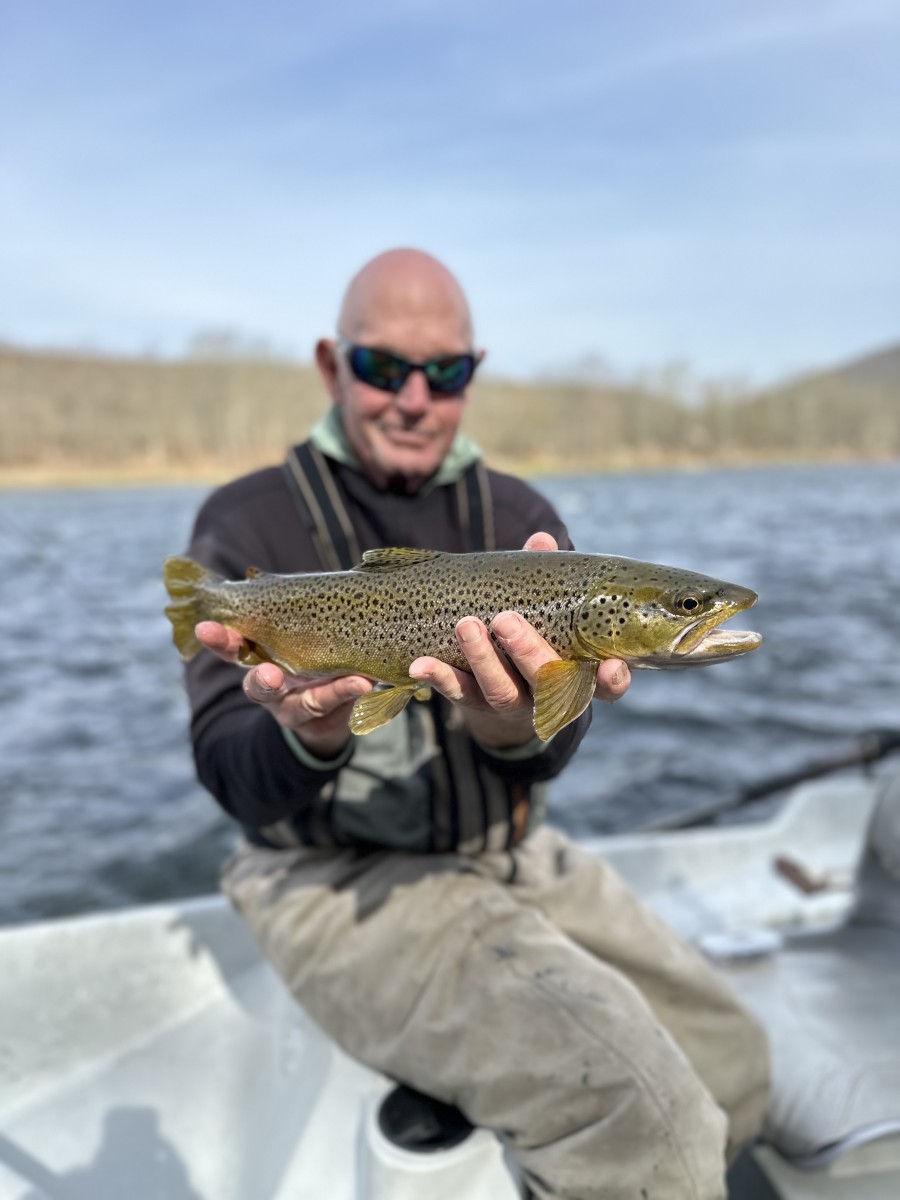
[163,547,761,740]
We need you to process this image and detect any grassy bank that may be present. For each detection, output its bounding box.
[3,447,897,492]
[2,345,898,488]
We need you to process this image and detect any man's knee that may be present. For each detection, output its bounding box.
[516,1068,729,1200]
[723,1005,770,1157]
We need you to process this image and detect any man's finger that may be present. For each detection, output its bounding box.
[293,675,374,719]
[454,617,526,710]
[489,610,558,686]
[243,663,287,704]
[523,531,558,552]
[594,658,631,702]
[409,656,472,704]
[196,621,246,662]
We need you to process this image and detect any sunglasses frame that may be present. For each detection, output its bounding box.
[336,336,478,397]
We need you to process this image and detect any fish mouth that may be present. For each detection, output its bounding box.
[671,593,762,662]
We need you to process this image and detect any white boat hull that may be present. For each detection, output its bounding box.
[1,776,898,1199]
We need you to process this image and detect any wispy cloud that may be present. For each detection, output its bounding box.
[1,0,897,383]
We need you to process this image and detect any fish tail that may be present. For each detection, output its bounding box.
[163,556,222,661]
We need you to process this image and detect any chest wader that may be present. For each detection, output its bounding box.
[279,442,534,853]
[283,441,526,1187]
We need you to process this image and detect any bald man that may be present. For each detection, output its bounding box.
[181,249,769,1200]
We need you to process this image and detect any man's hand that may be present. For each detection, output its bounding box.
[408,532,631,749]
[195,622,373,760]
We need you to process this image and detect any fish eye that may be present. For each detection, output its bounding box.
[678,595,701,612]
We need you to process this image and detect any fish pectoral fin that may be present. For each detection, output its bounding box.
[350,685,416,735]
[533,660,598,741]
[357,547,442,572]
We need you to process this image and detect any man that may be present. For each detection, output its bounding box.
[182,248,769,1200]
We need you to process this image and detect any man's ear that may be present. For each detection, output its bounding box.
[315,338,343,405]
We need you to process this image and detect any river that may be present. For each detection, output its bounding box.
[2,463,898,925]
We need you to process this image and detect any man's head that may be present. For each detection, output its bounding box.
[315,248,482,493]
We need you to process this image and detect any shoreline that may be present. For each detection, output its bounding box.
[1,450,898,491]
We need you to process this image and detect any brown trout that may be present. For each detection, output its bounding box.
[163,548,761,740]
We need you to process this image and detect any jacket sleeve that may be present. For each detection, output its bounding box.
[474,707,592,787]
[183,493,356,830]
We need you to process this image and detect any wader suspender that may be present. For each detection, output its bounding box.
[281,442,507,853]
[283,442,496,569]
[452,458,496,553]
[284,442,362,573]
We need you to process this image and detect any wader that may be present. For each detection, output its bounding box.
[222,443,770,1200]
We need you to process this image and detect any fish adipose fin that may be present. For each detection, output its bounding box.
[350,685,417,735]
[163,556,222,661]
[357,547,442,573]
[533,660,598,740]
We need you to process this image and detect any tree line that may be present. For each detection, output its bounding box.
[1,346,897,481]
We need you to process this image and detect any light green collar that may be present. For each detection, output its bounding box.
[308,407,483,491]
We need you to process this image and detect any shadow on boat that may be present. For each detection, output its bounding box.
[0,1107,203,1200]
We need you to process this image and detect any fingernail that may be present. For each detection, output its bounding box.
[492,611,522,642]
[258,667,280,692]
[457,619,481,645]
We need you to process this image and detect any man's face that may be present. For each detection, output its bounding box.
[317,262,480,492]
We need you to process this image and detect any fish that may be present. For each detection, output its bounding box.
[163,547,761,741]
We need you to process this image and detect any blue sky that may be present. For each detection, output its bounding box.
[2,0,898,386]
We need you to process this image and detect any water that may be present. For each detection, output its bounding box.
[2,464,899,925]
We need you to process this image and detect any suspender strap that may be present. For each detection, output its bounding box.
[281,441,514,851]
[455,459,496,552]
[283,442,361,572]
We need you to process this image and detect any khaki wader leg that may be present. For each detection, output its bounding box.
[499,827,771,1161]
[222,830,765,1200]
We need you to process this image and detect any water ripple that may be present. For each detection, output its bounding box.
[2,464,899,923]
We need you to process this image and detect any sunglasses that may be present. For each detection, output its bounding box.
[337,336,478,397]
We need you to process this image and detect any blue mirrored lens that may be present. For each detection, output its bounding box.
[347,345,477,396]
[349,347,410,391]
[424,356,476,394]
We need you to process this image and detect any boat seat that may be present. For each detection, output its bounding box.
[716,770,900,1170]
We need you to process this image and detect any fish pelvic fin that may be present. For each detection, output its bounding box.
[533,659,598,741]
[163,556,222,661]
[350,685,417,735]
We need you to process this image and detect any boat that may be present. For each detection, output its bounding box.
[1,764,898,1199]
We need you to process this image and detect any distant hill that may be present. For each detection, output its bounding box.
[717,339,900,461]
[768,340,900,391]
[827,342,900,389]
[1,339,898,483]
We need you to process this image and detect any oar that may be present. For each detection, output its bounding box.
[636,728,900,832]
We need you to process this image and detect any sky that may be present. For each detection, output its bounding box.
[2,0,898,387]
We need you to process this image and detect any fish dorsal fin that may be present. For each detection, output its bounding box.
[356,547,441,573]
